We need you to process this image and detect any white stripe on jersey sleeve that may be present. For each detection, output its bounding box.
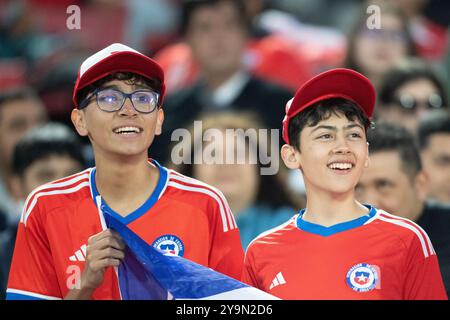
[167,181,231,233]
[246,215,297,252]
[23,181,90,225]
[378,210,435,256]
[377,214,431,258]
[169,171,237,229]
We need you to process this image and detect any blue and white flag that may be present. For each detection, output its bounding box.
[103,209,278,300]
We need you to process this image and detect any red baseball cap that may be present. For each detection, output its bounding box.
[72,43,165,108]
[282,68,375,144]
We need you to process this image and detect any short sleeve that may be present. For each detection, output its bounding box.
[241,245,261,289]
[6,204,61,300]
[403,231,447,300]
[206,190,244,281]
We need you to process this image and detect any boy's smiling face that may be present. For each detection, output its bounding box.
[283,112,369,195]
[71,79,164,159]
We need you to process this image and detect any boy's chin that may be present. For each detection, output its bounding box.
[112,147,149,158]
[325,183,358,195]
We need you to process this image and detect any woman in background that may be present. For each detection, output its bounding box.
[376,57,448,132]
[345,0,416,88]
[170,111,300,248]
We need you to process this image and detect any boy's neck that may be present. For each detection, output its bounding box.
[94,153,159,216]
[303,189,369,227]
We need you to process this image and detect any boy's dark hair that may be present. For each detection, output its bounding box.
[418,110,450,149]
[12,123,86,176]
[288,98,372,151]
[76,72,162,108]
[180,0,248,35]
[379,59,448,108]
[368,122,422,180]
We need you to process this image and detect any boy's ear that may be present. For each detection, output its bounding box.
[9,175,25,200]
[154,108,164,136]
[71,109,88,137]
[364,157,370,168]
[281,144,301,170]
[414,170,429,202]
[364,142,370,168]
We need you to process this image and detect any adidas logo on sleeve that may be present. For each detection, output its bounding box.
[69,244,87,262]
[269,272,286,290]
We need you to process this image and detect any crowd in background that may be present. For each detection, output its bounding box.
[1,0,450,299]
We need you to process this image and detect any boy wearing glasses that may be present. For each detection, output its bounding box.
[6,43,244,300]
[377,58,448,132]
[242,68,447,299]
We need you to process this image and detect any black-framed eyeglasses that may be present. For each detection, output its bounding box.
[79,88,160,114]
[393,93,444,111]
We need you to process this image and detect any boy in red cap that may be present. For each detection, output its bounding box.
[6,43,243,300]
[242,68,447,299]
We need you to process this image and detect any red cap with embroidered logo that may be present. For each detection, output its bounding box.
[282,68,375,144]
[72,43,165,108]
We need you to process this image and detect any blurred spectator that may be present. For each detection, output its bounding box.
[10,122,87,200]
[0,213,14,300]
[0,208,8,237]
[345,0,416,87]
[0,0,68,65]
[155,0,311,93]
[0,87,48,224]
[0,122,87,300]
[123,0,180,53]
[248,0,347,74]
[153,0,293,163]
[24,0,124,52]
[377,58,448,132]
[355,122,450,295]
[418,110,450,204]
[171,111,299,248]
[272,0,362,31]
[394,0,449,61]
[30,52,86,125]
[0,58,27,91]
[356,122,427,220]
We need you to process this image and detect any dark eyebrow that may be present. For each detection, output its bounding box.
[310,125,337,135]
[309,123,364,135]
[344,123,365,131]
[99,85,120,91]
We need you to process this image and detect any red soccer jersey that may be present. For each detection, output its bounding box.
[242,206,447,300]
[7,160,243,300]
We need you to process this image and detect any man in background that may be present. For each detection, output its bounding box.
[356,122,450,296]
[0,122,86,299]
[0,87,48,224]
[418,110,450,204]
[154,0,292,163]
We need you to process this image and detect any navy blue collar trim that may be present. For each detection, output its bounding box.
[90,159,168,225]
[296,205,376,237]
